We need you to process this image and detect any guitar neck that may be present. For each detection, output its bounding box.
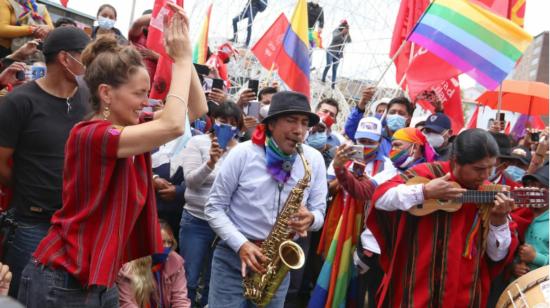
[457,190,546,208]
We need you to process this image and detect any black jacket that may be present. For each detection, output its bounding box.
[307,2,324,29]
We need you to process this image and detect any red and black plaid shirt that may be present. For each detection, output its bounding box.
[34,120,163,287]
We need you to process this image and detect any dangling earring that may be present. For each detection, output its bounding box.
[103,105,111,120]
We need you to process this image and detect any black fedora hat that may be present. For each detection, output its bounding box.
[262,91,320,126]
[522,162,549,186]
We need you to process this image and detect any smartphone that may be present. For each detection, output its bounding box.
[248,79,259,96]
[37,41,43,51]
[246,101,261,118]
[498,113,505,122]
[349,145,364,161]
[531,131,541,142]
[352,161,366,177]
[15,70,25,81]
[213,123,235,150]
[193,63,210,76]
[212,78,224,91]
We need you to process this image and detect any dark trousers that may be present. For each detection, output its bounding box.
[232,5,259,46]
[322,52,340,89]
[360,256,384,308]
[4,220,50,297]
[18,259,118,308]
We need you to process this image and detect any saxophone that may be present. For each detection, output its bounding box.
[243,144,310,307]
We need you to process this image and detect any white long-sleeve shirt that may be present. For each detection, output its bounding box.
[206,141,328,253]
[375,184,511,261]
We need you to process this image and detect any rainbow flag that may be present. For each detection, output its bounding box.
[308,28,323,48]
[308,193,363,308]
[408,0,532,90]
[192,4,212,64]
[274,0,310,97]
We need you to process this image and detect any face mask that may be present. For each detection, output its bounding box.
[65,52,85,82]
[390,146,414,169]
[306,132,327,149]
[425,132,444,148]
[260,105,270,118]
[363,144,378,162]
[386,114,407,132]
[503,165,526,183]
[98,16,116,30]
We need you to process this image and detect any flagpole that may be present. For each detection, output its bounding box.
[129,0,137,29]
[496,83,503,124]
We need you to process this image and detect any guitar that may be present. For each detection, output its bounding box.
[406,177,549,216]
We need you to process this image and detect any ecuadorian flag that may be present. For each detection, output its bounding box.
[193,4,213,64]
[276,0,310,97]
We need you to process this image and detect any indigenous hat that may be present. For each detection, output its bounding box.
[43,26,90,56]
[355,117,382,141]
[522,162,549,186]
[509,146,532,166]
[262,91,319,127]
[424,113,451,133]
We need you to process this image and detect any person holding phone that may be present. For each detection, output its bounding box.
[18,5,207,307]
[320,117,395,308]
[179,101,242,307]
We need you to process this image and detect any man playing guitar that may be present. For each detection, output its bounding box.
[367,128,518,308]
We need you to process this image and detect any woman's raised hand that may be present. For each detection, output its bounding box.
[163,2,191,63]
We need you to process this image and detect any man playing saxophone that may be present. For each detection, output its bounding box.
[206,91,328,307]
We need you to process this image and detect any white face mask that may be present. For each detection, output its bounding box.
[97,16,116,30]
[425,132,444,148]
[259,104,270,118]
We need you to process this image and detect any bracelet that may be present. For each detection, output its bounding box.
[166,94,187,105]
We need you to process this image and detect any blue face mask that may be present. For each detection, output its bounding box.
[386,114,407,132]
[504,165,526,183]
[307,132,328,149]
[98,16,116,30]
[193,119,207,133]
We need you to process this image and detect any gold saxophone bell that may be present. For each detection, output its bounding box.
[243,143,311,307]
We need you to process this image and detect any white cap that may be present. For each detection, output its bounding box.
[355,117,382,141]
[370,97,391,114]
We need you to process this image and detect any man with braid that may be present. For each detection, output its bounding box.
[368,129,518,307]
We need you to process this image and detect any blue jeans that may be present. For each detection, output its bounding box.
[4,220,50,297]
[18,259,118,308]
[232,5,258,46]
[179,209,216,307]
[208,242,290,308]
[322,52,340,88]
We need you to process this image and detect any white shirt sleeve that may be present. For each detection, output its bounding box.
[205,146,248,253]
[374,184,424,211]
[486,222,511,262]
[307,150,328,231]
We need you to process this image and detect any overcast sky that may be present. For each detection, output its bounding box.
[63,0,549,90]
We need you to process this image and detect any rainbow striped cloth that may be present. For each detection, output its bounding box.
[408,0,532,90]
[192,4,213,64]
[308,193,363,308]
[308,28,323,48]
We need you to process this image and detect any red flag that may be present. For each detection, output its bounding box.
[389,0,429,85]
[466,105,480,129]
[417,77,464,133]
[60,0,68,7]
[404,48,460,99]
[505,121,511,134]
[146,0,184,99]
[251,13,290,71]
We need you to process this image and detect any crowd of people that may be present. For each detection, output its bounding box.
[0,1,547,308]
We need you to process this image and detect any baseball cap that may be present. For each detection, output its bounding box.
[424,113,451,133]
[43,26,90,56]
[355,117,382,141]
[509,146,532,166]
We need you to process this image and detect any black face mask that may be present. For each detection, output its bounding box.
[142,28,148,38]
